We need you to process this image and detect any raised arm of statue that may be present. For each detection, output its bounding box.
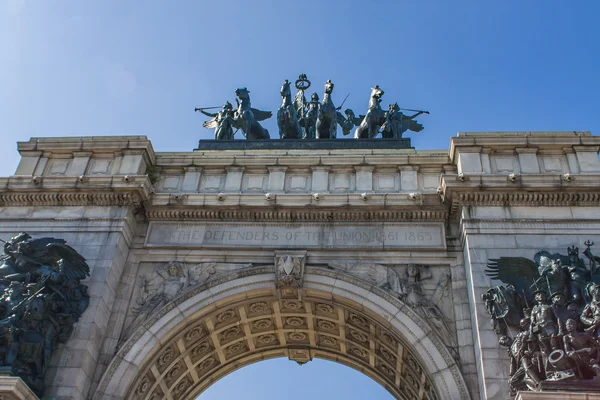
[195,109,218,118]
[405,111,427,120]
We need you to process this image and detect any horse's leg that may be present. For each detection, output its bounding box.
[315,118,321,139]
[330,117,337,139]
[246,119,253,140]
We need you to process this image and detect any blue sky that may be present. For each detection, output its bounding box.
[201,358,393,399]
[1,1,599,398]
[1,1,599,178]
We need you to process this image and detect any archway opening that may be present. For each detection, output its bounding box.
[99,271,467,400]
[198,358,394,399]
[124,291,438,400]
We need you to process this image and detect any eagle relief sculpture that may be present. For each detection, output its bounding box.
[483,242,600,394]
[0,233,90,396]
[275,254,305,288]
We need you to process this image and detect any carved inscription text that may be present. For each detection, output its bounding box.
[146,222,445,249]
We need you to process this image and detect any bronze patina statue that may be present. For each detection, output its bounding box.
[293,74,310,138]
[233,88,271,140]
[0,233,90,396]
[301,93,320,139]
[277,80,301,139]
[354,85,386,139]
[315,80,338,139]
[337,109,364,137]
[195,102,235,140]
[196,75,429,141]
[381,103,428,138]
[484,242,600,393]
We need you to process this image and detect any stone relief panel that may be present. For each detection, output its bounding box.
[87,157,113,175]
[199,172,225,192]
[46,158,71,176]
[329,171,355,192]
[491,155,517,173]
[422,173,439,190]
[285,173,311,192]
[158,175,183,192]
[242,173,268,192]
[121,261,252,341]
[327,262,457,355]
[541,155,565,173]
[373,171,399,192]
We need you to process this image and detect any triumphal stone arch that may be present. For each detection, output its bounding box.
[0,132,599,400]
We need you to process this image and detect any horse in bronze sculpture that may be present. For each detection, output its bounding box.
[277,80,301,139]
[233,88,271,140]
[316,80,338,139]
[354,85,386,139]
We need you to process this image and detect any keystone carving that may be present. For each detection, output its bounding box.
[274,251,307,288]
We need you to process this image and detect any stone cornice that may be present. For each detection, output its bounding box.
[438,173,600,214]
[155,151,452,168]
[0,175,152,206]
[150,192,443,207]
[454,191,600,206]
[145,207,448,222]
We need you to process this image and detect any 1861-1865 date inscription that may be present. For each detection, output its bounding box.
[146,222,445,249]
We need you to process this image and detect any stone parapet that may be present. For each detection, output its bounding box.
[14,136,155,177]
[450,131,600,176]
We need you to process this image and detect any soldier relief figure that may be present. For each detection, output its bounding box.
[196,73,428,140]
[0,233,90,396]
[483,242,600,394]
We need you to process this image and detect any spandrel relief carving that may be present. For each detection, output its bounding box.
[121,261,252,342]
[328,262,456,354]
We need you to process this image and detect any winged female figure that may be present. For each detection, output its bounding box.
[196,102,235,140]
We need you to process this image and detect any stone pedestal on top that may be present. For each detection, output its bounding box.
[0,375,38,400]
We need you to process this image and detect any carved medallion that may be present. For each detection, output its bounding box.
[316,319,336,331]
[257,334,277,344]
[253,318,273,330]
[248,302,270,313]
[285,317,304,327]
[288,332,307,341]
[316,303,334,314]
